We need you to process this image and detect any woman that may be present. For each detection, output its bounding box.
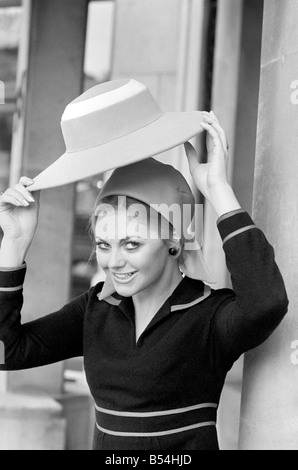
[0,110,288,450]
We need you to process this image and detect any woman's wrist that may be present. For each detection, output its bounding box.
[206,183,241,218]
[0,236,29,268]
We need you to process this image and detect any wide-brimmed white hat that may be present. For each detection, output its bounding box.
[28,78,205,191]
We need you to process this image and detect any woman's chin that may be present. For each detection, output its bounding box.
[113,279,139,297]
[115,284,137,297]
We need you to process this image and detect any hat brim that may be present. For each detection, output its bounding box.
[28,111,204,191]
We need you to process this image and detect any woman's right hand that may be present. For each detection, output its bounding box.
[0,177,40,248]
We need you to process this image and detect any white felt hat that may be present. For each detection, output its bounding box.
[28,78,204,191]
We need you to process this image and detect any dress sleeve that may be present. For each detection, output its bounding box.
[212,209,289,363]
[0,263,89,370]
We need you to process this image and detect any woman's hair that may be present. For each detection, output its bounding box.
[89,194,182,255]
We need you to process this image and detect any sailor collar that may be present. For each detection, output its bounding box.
[97,276,211,314]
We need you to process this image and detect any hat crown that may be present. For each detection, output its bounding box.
[98,157,195,239]
[61,79,164,153]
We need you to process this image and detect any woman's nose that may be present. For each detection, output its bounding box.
[107,248,126,269]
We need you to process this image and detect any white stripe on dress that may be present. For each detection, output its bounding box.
[95,401,217,417]
[0,285,23,292]
[96,420,216,437]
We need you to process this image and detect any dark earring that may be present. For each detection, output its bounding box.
[169,248,178,256]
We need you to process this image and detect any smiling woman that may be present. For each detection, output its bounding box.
[0,79,288,451]
[93,194,183,341]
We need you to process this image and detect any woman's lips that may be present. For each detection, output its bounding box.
[112,271,138,283]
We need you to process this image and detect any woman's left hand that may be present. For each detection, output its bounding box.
[185,111,230,200]
[185,111,241,217]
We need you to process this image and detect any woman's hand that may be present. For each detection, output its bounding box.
[185,111,241,218]
[185,111,230,196]
[0,177,40,266]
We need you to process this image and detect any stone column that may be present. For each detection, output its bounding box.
[239,0,298,450]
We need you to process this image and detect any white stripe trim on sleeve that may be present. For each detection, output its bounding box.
[222,225,257,245]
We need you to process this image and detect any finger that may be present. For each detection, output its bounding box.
[19,176,34,187]
[201,115,228,152]
[4,188,31,206]
[207,111,221,125]
[201,111,216,119]
[202,112,220,128]
[0,191,23,207]
[184,142,199,173]
[201,111,222,130]
[209,112,229,150]
[13,183,35,203]
[201,122,223,149]
[210,110,219,121]
[202,111,222,129]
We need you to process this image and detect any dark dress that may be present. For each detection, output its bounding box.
[0,210,288,450]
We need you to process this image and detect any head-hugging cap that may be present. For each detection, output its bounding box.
[96,156,215,300]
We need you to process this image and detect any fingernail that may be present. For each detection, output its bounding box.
[28,196,35,202]
[22,200,30,206]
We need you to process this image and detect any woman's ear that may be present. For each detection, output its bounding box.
[167,240,182,259]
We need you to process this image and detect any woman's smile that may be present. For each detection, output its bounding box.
[112,271,138,283]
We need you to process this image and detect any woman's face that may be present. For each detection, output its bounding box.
[95,205,171,298]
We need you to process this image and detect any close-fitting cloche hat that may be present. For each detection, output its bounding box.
[28,78,205,190]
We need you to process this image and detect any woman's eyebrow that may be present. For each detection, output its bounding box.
[95,236,141,243]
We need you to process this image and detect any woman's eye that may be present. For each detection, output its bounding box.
[96,242,110,250]
[95,241,141,250]
[125,241,140,250]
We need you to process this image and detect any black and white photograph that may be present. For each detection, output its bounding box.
[0,0,296,453]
